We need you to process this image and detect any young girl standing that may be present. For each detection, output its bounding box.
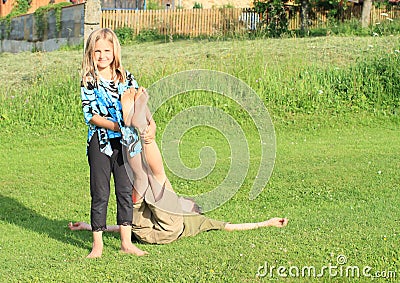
[80,28,147,258]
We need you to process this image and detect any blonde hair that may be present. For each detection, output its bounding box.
[81,28,126,87]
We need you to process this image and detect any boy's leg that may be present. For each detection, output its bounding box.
[140,130,201,213]
[125,151,149,203]
[121,87,148,133]
[122,86,199,213]
[142,140,171,202]
[121,86,167,190]
[141,136,200,213]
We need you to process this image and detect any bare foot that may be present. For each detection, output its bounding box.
[86,231,104,258]
[121,87,149,133]
[121,88,136,127]
[130,87,149,133]
[87,243,103,258]
[262,217,289,228]
[68,222,91,231]
[121,243,148,256]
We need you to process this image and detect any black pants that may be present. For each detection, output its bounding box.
[88,132,133,231]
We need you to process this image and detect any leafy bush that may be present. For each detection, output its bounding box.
[135,28,162,42]
[253,0,289,37]
[146,0,163,10]
[371,17,400,36]
[115,27,135,45]
[193,2,203,9]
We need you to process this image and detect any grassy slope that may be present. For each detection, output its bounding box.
[0,36,399,282]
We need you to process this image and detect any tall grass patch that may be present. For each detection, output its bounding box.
[0,50,82,129]
[1,36,399,130]
[263,52,400,115]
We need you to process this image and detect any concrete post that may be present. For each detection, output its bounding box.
[83,0,102,50]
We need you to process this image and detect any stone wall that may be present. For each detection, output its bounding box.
[0,3,84,53]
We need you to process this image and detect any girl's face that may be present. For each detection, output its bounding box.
[93,38,114,73]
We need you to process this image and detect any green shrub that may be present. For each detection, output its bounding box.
[193,2,203,9]
[299,17,400,37]
[146,0,163,10]
[253,0,289,38]
[115,27,135,45]
[371,17,400,36]
[135,28,162,42]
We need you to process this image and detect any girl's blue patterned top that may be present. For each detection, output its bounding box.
[81,71,142,157]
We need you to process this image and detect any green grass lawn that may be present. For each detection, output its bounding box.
[0,117,398,282]
[0,35,399,282]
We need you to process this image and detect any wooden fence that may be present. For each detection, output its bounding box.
[101,6,400,36]
[102,8,244,37]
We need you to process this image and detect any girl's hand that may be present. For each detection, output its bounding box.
[106,118,120,132]
[113,122,120,132]
[123,87,136,97]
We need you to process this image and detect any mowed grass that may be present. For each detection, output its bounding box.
[0,35,399,282]
[0,122,398,282]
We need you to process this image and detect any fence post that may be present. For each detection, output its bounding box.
[83,0,102,51]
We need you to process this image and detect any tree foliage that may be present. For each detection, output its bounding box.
[253,0,289,37]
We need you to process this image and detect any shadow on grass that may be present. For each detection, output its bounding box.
[0,193,93,250]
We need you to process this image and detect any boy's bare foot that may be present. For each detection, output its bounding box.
[121,88,136,127]
[121,244,148,256]
[121,86,149,133]
[131,87,149,133]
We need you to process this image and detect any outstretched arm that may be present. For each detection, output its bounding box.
[224,217,288,231]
